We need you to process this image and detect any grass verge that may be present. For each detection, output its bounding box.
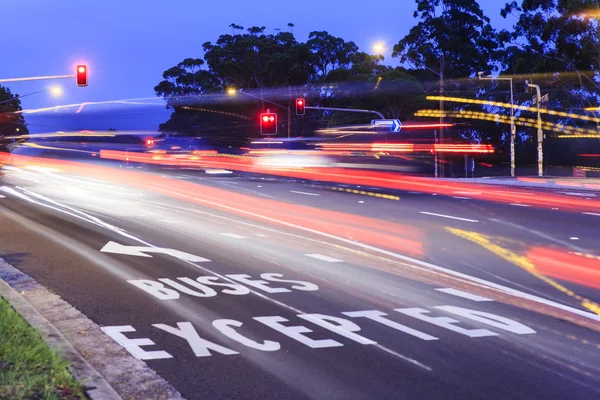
[0,294,87,399]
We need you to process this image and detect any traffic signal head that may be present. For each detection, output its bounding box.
[260,112,277,135]
[296,98,305,116]
[76,65,88,87]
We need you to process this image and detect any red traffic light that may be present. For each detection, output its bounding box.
[145,138,155,146]
[296,98,305,116]
[260,112,277,135]
[76,64,88,87]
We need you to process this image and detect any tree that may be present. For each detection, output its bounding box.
[393,0,501,81]
[307,31,359,79]
[0,85,29,152]
[499,1,600,165]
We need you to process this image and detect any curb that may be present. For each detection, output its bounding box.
[0,257,184,400]
[0,258,121,400]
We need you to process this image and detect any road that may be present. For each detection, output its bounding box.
[1,161,599,400]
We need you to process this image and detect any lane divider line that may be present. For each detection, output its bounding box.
[435,288,493,302]
[290,191,321,197]
[420,212,479,223]
[220,233,247,239]
[304,254,344,263]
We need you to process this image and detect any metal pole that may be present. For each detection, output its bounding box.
[287,86,291,139]
[0,74,75,83]
[434,129,439,178]
[439,54,445,178]
[527,83,543,177]
[509,78,515,177]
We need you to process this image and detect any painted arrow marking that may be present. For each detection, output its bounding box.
[100,241,210,263]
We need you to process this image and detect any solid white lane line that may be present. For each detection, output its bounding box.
[510,203,531,207]
[290,191,321,197]
[435,288,492,302]
[220,233,246,239]
[452,196,471,200]
[583,212,600,217]
[420,211,479,223]
[304,254,343,263]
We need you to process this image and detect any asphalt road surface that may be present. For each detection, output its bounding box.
[1,162,599,400]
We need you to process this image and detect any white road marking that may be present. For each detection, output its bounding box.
[290,191,321,197]
[358,201,365,204]
[220,233,246,239]
[409,191,420,194]
[583,212,600,217]
[454,191,481,196]
[510,203,531,207]
[420,211,479,223]
[100,241,211,262]
[304,254,343,263]
[257,185,262,188]
[569,237,580,241]
[0,195,5,198]
[255,233,268,237]
[563,192,596,197]
[435,288,492,302]
[161,220,178,224]
[432,193,438,196]
[452,196,471,200]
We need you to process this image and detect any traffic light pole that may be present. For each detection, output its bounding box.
[0,74,75,83]
[305,106,385,119]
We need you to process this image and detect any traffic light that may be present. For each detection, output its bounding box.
[296,98,305,116]
[260,112,277,135]
[76,65,88,87]
[145,138,155,146]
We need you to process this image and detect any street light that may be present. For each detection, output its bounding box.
[526,81,544,177]
[478,72,516,177]
[50,86,63,97]
[373,43,385,54]
[227,88,237,96]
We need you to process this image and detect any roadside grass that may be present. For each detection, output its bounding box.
[0,294,87,399]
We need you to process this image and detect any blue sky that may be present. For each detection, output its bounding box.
[1,0,512,131]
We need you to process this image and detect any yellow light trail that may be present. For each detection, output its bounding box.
[415,109,600,139]
[427,95,600,125]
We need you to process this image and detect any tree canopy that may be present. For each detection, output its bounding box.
[0,85,29,152]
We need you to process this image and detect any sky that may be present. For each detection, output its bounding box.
[1,0,513,132]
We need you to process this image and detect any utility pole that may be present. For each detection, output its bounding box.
[439,54,445,177]
[287,86,292,139]
[527,82,543,177]
[478,73,516,177]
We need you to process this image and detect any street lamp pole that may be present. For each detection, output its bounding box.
[527,82,543,177]
[478,73,516,177]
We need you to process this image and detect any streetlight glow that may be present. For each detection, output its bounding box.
[227,88,237,95]
[50,86,63,97]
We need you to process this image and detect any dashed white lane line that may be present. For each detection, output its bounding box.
[435,288,492,302]
[452,196,471,200]
[454,191,481,196]
[419,211,479,223]
[510,203,531,207]
[569,237,580,241]
[290,191,321,197]
[563,192,596,197]
[255,233,268,237]
[583,212,600,217]
[304,254,344,263]
[220,233,247,239]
